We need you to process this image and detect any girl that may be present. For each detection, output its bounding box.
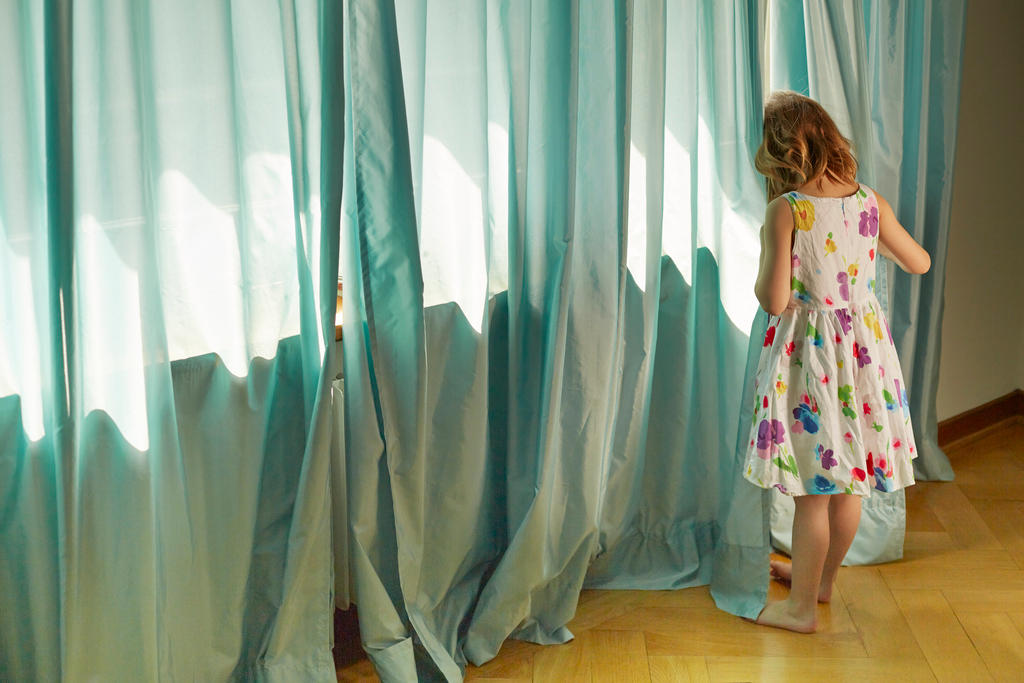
[745,91,930,633]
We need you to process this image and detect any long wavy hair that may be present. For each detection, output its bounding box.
[754,91,858,202]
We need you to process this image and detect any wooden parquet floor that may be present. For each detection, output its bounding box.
[337,420,1024,682]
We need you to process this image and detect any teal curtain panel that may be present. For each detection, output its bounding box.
[0,1,342,680]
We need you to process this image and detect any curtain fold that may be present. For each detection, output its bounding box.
[0,1,341,680]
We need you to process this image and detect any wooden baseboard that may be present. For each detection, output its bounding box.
[938,389,1024,448]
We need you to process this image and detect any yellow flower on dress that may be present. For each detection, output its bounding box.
[863,311,884,341]
[791,199,816,231]
[848,263,858,277]
[775,380,787,396]
[825,232,837,254]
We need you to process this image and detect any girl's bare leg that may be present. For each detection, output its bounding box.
[818,493,862,601]
[755,494,829,633]
[768,493,862,603]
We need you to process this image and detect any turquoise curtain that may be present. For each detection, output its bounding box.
[0,1,342,680]
[339,1,771,680]
[762,0,966,564]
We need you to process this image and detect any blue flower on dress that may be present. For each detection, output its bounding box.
[808,475,838,494]
[792,402,820,434]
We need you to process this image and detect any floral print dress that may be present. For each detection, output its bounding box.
[744,185,917,497]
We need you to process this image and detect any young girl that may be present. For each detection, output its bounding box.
[745,91,930,633]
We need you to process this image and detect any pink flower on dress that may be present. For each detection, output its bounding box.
[843,432,853,444]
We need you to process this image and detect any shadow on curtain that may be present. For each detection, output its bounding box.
[0,1,343,680]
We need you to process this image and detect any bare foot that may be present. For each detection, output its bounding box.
[769,559,832,603]
[753,599,817,634]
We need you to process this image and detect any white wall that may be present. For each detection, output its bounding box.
[936,0,1024,420]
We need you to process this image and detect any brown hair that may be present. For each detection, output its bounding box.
[754,91,858,201]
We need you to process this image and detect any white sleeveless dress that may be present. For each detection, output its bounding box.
[743,185,918,497]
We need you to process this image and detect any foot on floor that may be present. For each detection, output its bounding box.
[769,559,832,603]
[752,599,817,634]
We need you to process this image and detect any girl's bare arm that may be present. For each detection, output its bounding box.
[754,197,795,315]
[876,194,931,274]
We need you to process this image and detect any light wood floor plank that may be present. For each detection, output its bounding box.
[586,630,650,683]
[904,531,957,554]
[906,484,947,532]
[567,589,646,632]
[1010,613,1024,639]
[913,483,1003,550]
[880,567,1024,592]
[643,626,867,658]
[942,590,1024,613]
[705,656,936,682]
[816,582,858,635]
[531,633,589,683]
[897,548,1017,570]
[974,501,1024,569]
[835,566,924,659]
[647,656,709,683]
[634,585,717,609]
[956,613,1024,682]
[465,639,538,680]
[892,589,992,682]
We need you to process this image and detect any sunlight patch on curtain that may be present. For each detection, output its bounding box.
[0,240,46,441]
[420,136,488,333]
[77,214,149,450]
[661,127,694,282]
[626,142,649,291]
